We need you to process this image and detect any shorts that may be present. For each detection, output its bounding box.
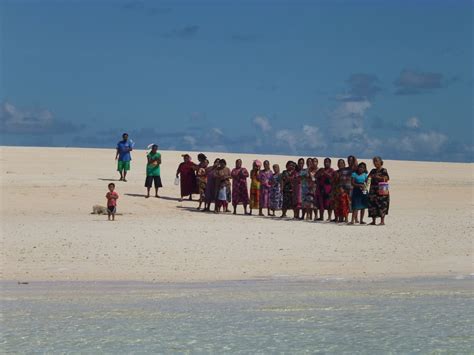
[117,160,130,171]
[145,175,163,188]
[107,205,116,214]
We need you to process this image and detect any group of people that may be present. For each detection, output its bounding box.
[113,133,390,225]
[176,153,390,225]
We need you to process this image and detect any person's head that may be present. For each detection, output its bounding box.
[324,158,331,168]
[273,164,280,174]
[213,158,220,167]
[339,185,345,194]
[306,157,314,168]
[373,156,383,169]
[219,159,227,168]
[122,133,129,141]
[357,162,367,174]
[151,144,158,153]
[202,159,209,168]
[312,158,319,168]
[182,154,191,162]
[263,160,270,170]
[198,153,207,163]
[287,161,296,171]
[297,158,305,170]
[347,155,355,167]
[337,158,345,169]
[235,159,242,168]
[253,160,262,170]
[108,183,115,192]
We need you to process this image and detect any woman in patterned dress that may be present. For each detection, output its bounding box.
[312,158,321,220]
[317,158,335,221]
[368,156,390,225]
[269,164,283,216]
[231,159,250,215]
[195,154,209,210]
[292,158,305,219]
[258,160,273,216]
[249,160,262,215]
[203,158,220,212]
[281,161,296,218]
[301,158,316,220]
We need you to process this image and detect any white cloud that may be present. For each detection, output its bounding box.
[399,131,448,153]
[275,125,327,153]
[406,116,421,129]
[0,101,78,134]
[330,100,371,139]
[253,116,272,133]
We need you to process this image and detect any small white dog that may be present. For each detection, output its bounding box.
[91,205,108,215]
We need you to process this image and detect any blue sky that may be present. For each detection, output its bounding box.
[1,0,472,161]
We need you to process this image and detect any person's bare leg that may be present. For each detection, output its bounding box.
[349,210,356,225]
[318,208,324,220]
[370,217,376,225]
[360,209,366,224]
[379,214,385,225]
[189,195,192,201]
[233,205,237,215]
[243,204,248,215]
[108,212,111,221]
[327,209,333,221]
[146,187,151,198]
[281,208,287,218]
[119,171,123,181]
[112,213,115,221]
[123,171,127,182]
[155,187,159,198]
[259,207,264,216]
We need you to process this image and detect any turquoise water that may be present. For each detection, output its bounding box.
[1,278,473,353]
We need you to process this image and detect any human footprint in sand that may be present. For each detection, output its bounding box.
[105,183,119,221]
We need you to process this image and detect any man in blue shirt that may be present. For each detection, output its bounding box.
[115,133,133,182]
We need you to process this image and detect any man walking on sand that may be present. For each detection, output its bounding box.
[115,133,133,182]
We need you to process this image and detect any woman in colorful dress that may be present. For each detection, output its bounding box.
[258,160,273,216]
[249,160,262,215]
[301,158,316,220]
[176,154,198,202]
[269,164,283,216]
[312,158,321,220]
[281,161,296,218]
[214,159,232,213]
[292,158,305,219]
[231,159,250,215]
[195,153,208,210]
[368,156,390,225]
[317,158,335,221]
[203,158,220,212]
[332,159,349,222]
[350,162,369,224]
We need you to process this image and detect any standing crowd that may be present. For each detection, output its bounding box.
[112,133,390,225]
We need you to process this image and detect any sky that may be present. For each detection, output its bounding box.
[0,0,472,162]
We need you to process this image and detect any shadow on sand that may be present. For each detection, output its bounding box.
[98,178,121,182]
[124,193,182,202]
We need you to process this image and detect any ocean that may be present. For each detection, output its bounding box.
[1,277,473,353]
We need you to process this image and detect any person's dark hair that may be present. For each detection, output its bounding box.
[122,133,128,138]
[373,156,383,165]
[108,183,115,188]
[298,158,305,164]
[151,144,158,149]
[198,153,207,161]
[214,158,220,164]
[324,157,331,163]
[220,159,227,166]
[337,158,345,166]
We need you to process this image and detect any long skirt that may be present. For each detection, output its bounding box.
[250,186,260,209]
[368,193,390,217]
[205,176,216,203]
[259,186,270,209]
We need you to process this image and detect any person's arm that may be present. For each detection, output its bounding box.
[115,148,120,160]
[176,163,182,178]
[242,168,249,178]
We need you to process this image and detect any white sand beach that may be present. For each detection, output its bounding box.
[1,146,472,282]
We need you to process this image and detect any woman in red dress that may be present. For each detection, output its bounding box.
[176,154,198,201]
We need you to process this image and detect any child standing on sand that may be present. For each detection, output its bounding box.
[106,183,119,221]
[216,181,228,213]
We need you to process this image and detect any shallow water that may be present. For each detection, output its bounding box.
[1,278,473,353]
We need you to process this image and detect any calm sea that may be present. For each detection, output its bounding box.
[1,277,473,353]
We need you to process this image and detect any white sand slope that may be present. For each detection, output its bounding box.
[1,146,472,282]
